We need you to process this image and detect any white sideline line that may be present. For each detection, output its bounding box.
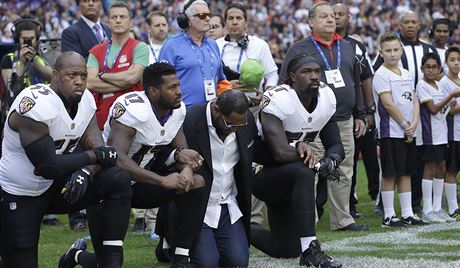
[249,222,460,267]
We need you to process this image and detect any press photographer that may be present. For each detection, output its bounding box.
[0,16,52,106]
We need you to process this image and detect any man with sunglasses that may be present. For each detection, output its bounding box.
[251,54,343,267]
[159,0,230,107]
[182,89,265,267]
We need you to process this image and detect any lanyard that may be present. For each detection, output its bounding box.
[103,41,124,73]
[149,44,158,62]
[311,38,340,70]
[221,43,244,72]
[183,33,215,80]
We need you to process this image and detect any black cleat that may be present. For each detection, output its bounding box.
[299,240,342,267]
[171,256,194,268]
[58,239,87,268]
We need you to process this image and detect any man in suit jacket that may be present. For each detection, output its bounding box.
[182,89,264,267]
[61,0,111,60]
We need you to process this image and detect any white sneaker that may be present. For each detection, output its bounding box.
[422,211,446,223]
[434,210,456,222]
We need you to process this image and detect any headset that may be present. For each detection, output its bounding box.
[428,18,452,39]
[177,0,197,29]
[11,18,43,44]
[224,34,249,50]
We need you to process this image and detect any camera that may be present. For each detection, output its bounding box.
[23,37,33,47]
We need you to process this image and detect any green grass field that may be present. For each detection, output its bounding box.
[36,161,460,267]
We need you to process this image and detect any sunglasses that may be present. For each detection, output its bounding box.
[222,115,247,129]
[193,13,211,20]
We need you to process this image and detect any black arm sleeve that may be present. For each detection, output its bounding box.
[24,135,92,180]
[318,118,345,163]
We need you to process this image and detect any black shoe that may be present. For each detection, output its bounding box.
[171,255,194,268]
[350,210,364,219]
[381,215,406,228]
[43,218,63,226]
[58,239,87,268]
[155,237,172,263]
[132,218,145,232]
[299,240,342,267]
[337,223,369,231]
[70,222,88,232]
[401,215,427,226]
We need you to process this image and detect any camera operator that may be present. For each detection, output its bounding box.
[0,16,52,105]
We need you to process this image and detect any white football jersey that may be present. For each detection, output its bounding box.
[103,91,186,169]
[258,83,336,147]
[373,66,415,139]
[416,79,449,145]
[439,76,460,141]
[0,84,96,196]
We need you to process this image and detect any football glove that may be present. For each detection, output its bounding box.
[63,168,91,204]
[314,154,341,182]
[93,146,117,167]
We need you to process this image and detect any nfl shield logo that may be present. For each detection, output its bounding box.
[9,202,17,210]
[120,54,127,63]
[308,117,312,123]
[160,129,165,136]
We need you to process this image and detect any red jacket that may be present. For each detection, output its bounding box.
[90,38,143,128]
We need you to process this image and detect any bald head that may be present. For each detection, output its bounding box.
[51,51,88,104]
[54,52,86,71]
[332,3,349,34]
[400,11,420,42]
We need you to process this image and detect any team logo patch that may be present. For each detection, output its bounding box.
[112,102,126,119]
[308,117,312,123]
[18,96,36,115]
[261,95,270,109]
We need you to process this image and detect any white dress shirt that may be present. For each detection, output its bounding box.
[204,102,242,228]
[81,15,105,43]
[216,34,279,88]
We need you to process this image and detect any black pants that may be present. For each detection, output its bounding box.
[350,128,381,211]
[411,145,424,209]
[131,182,205,250]
[0,166,132,268]
[251,162,316,258]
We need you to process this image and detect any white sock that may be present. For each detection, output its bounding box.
[74,250,82,264]
[174,247,189,256]
[300,236,317,252]
[163,238,169,249]
[422,179,433,214]
[445,182,459,214]
[399,191,414,218]
[381,191,395,218]
[432,178,444,211]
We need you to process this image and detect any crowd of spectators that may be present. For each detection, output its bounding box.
[1,0,459,60]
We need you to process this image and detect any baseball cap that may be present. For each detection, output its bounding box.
[239,58,264,92]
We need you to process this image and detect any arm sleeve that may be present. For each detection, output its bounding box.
[353,57,366,120]
[133,42,150,67]
[259,41,279,87]
[416,83,432,103]
[372,71,391,95]
[372,54,384,72]
[24,135,92,180]
[318,118,345,161]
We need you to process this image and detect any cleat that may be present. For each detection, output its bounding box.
[381,215,405,228]
[299,240,342,267]
[449,209,460,221]
[58,239,87,268]
[401,215,427,226]
[434,210,456,222]
[422,211,446,223]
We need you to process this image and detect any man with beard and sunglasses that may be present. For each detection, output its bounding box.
[182,89,265,267]
[251,54,343,267]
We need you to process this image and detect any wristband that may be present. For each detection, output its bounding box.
[399,121,409,129]
[365,104,376,115]
[174,147,184,162]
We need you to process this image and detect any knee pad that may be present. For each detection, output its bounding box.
[104,167,132,199]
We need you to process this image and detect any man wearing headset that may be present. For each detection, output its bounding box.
[159,0,231,107]
[0,16,52,103]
